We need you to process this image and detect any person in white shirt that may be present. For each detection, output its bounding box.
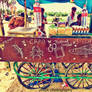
[66,7,77,26]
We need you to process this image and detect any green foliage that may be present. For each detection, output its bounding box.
[0,8,3,13]
[0,8,11,15]
[47,18,53,22]
[47,12,56,16]
[44,12,47,17]
[61,13,68,17]
[55,12,62,17]
[76,11,82,15]
[46,12,68,17]
[17,10,24,14]
[88,14,90,17]
[0,8,5,14]
[59,18,65,22]
[49,24,57,28]
[7,9,11,15]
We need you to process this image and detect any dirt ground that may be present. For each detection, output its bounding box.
[0,62,92,92]
[7,78,92,92]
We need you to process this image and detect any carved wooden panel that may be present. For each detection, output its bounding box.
[0,37,92,63]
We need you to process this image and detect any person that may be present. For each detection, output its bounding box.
[52,17,59,26]
[66,7,77,26]
[4,13,12,21]
[70,14,82,27]
[39,8,47,35]
[8,13,25,29]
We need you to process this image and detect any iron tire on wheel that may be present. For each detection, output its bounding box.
[17,62,54,89]
[62,63,84,69]
[65,63,92,89]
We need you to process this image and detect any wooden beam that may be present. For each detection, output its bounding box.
[24,0,27,28]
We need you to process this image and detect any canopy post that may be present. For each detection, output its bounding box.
[24,0,27,28]
[0,10,5,36]
[89,8,92,33]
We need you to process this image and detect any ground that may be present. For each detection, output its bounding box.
[0,62,92,92]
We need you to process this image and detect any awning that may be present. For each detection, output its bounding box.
[17,0,92,13]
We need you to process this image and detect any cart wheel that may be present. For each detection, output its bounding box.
[62,63,84,69]
[88,63,92,72]
[65,63,92,89]
[62,63,72,68]
[17,62,54,89]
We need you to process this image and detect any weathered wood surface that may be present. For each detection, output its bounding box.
[0,37,92,62]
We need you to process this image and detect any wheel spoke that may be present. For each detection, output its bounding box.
[37,83,40,88]
[23,78,32,83]
[72,79,79,87]
[66,63,92,89]
[36,79,41,88]
[70,69,77,77]
[20,70,31,75]
[38,64,46,74]
[40,73,52,76]
[39,68,50,74]
[77,79,83,88]
[68,79,77,83]
[82,79,84,88]
[22,66,30,72]
[82,64,84,73]
[38,79,50,84]
[72,68,80,74]
[87,79,92,83]
[27,63,35,72]
[28,79,36,87]
[18,63,52,89]
[24,78,34,87]
[38,79,47,88]
[85,79,90,87]
[37,63,40,73]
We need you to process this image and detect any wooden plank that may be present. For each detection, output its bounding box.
[0,37,92,62]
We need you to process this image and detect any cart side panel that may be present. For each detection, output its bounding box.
[0,36,92,63]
